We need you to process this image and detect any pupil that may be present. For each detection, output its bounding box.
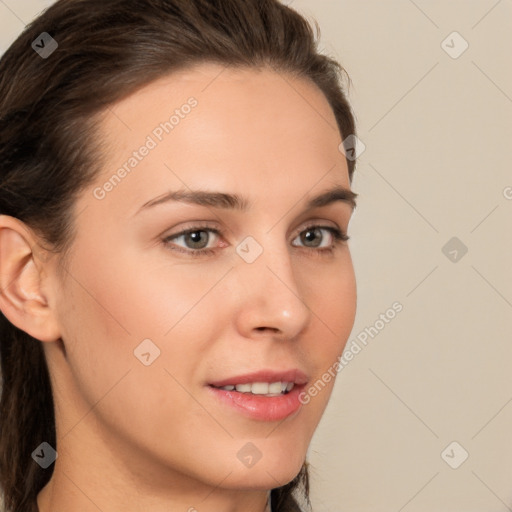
[187,231,208,249]
[303,228,321,247]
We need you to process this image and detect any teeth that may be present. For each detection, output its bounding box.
[268,382,282,394]
[251,382,269,394]
[216,381,294,395]
[235,383,253,393]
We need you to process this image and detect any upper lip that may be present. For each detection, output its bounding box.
[208,368,309,388]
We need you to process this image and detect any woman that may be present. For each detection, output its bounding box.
[0,0,359,511]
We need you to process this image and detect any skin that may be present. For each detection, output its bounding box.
[0,63,357,512]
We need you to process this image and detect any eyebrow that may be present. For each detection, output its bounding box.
[136,185,358,215]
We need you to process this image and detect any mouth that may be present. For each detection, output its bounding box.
[207,368,308,394]
[208,380,296,397]
[205,368,309,421]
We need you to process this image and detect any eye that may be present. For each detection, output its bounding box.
[162,223,349,258]
[163,226,221,256]
[292,225,349,252]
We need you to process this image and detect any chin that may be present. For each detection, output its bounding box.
[218,446,306,491]
[221,462,305,491]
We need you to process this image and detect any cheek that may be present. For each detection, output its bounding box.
[296,253,356,408]
[303,251,357,354]
[57,249,226,400]
[55,252,222,453]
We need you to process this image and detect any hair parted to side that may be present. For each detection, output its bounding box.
[0,1,357,510]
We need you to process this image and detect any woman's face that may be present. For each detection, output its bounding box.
[46,63,357,495]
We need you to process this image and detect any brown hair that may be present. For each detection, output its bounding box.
[0,0,357,510]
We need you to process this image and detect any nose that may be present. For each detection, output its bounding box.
[232,238,311,341]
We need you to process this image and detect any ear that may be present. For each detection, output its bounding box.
[0,215,61,342]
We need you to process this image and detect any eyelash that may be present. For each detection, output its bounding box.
[162,224,349,258]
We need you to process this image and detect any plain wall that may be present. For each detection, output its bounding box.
[1,1,511,511]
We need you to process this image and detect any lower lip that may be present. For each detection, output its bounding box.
[206,384,306,422]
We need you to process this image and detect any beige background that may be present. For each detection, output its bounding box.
[1,1,511,511]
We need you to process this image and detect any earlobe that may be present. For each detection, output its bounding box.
[0,215,61,342]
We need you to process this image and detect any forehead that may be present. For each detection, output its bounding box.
[85,63,349,217]
[104,62,338,125]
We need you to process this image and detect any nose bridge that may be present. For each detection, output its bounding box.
[233,231,311,338]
